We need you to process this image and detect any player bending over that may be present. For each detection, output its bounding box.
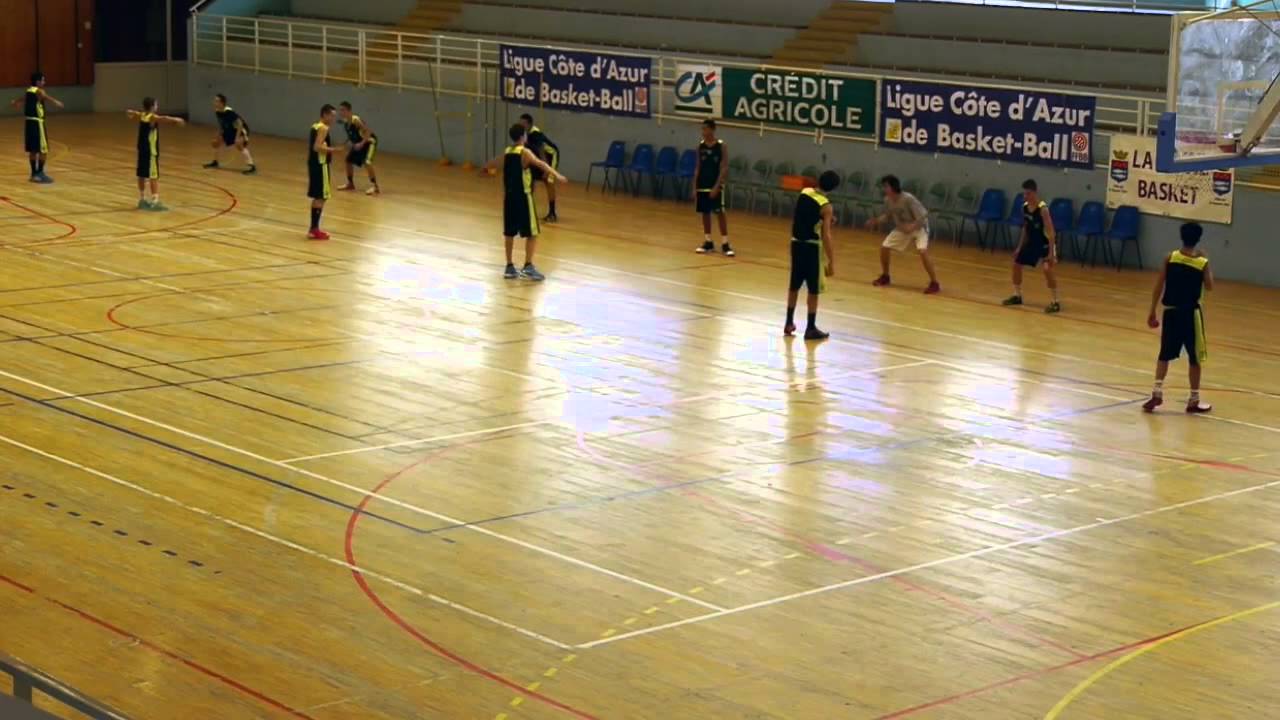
[203,94,256,174]
[12,72,64,184]
[1002,179,1061,313]
[126,97,185,211]
[484,123,568,281]
[1144,222,1214,414]
[785,171,840,341]
[338,101,380,195]
[865,175,940,294]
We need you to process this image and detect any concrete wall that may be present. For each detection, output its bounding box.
[479,0,825,25]
[856,35,1166,91]
[889,2,1171,52]
[92,62,189,114]
[289,0,418,24]
[445,5,795,56]
[188,64,1278,286]
[204,0,292,15]
[0,86,94,116]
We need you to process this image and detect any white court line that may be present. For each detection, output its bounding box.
[0,431,573,650]
[578,471,1280,650]
[281,420,554,463]
[0,368,725,612]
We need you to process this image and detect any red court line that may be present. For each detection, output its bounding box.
[0,195,78,243]
[873,616,1213,719]
[0,572,315,719]
[344,448,601,720]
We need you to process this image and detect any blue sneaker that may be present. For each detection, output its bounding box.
[521,264,545,282]
[35,173,54,184]
[137,199,151,210]
[147,201,170,212]
[503,264,519,279]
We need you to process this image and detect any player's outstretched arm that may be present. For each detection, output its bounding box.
[1147,256,1170,327]
[125,109,141,120]
[40,90,64,109]
[524,148,567,183]
[156,114,186,126]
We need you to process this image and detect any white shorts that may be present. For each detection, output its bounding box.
[883,228,929,252]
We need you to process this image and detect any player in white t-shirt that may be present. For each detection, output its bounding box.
[864,175,941,294]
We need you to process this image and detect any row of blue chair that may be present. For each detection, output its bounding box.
[587,141,699,199]
[967,189,1142,270]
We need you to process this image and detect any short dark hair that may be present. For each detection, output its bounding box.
[215,93,227,104]
[880,174,901,193]
[509,123,527,142]
[520,113,534,124]
[1022,179,1038,191]
[142,97,157,111]
[320,103,336,116]
[339,101,352,110]
[818,170,841,193]
[31,71,45,85]
[702,119,717,130]
[1180,222,1203,247]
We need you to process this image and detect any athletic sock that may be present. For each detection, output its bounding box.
[242,148,254,165]
[704,233,712,243]
[1013,284,1022,297]
[806,312,817,330]
[549,200,557,214]
[1189,390,1200,403]
[36,157,45,174]
[29,158,37,176]
[310,207,321,231]
[1051,287,1060,302]
[786,306,796,327]
[1152,380,1164,397]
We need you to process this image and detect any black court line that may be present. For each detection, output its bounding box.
[0,383,425,534]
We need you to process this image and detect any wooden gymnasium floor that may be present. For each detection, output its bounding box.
[0,114,1278,720]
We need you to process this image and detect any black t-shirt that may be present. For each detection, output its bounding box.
[696,139,723,190]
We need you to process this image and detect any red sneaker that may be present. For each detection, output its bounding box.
[307,229,330,240]
[1142,394,1163,413]
[924,281,941,294]
[872,274,891,287]
[1186,400,1212,414]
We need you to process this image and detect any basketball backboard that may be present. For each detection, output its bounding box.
[1158,1,1280,172]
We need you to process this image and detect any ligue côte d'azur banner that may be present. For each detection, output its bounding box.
[500,44,651,118]
[879,80,1096,169]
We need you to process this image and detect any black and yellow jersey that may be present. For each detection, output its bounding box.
[696,139,723,190]
[136,113,158,156]
[504,145,531,195]
[792,187,830,242]
[24,87,43,120]
[1163,250,1208,309]
[527,126,558,156]
[309,121,330,167]
[344,115,375,144]
[1023,199,1049,245]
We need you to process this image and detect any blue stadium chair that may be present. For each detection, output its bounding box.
[674,149,697,201]
[997,192,1026,252]
[965,188,1006,250]
[1049,198,1077,260]
[1106,205,1142,270]
[587,140,626,193]
[626,144,656,197]
[1076,201,1107,267]
[651,146,680,199]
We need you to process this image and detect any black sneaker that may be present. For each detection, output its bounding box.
[1045,302,1061,314]
[1002,295,1024,306]
[242,165,257,175]
[202,161,220,169]
[503,264,519,279]
[804,327,830,341]
[722,243,735,257]
[543,212,558,223]
[696,241,715,254]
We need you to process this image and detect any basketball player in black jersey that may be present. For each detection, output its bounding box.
[520,114,560,222]
[203,94,256,174]
[482,124,568,280]
[1002,179,1061,313]
[10,73,64,183]
[126,97,185,211]
[785,171,840,340]
[1144,222,1214,414]
[693,120,732,256]
[306,104,345,240]
[338,101,380,195]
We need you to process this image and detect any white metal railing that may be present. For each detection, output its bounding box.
[190,13,1165,143]
[892,0,1232,13]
